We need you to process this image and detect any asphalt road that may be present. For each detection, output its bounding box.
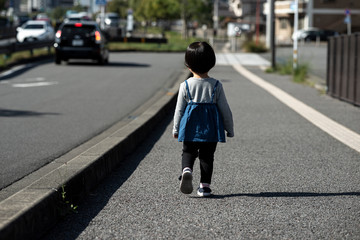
[0,53,184,190]
[42,56,359,239]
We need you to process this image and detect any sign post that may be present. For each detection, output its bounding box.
[344,9,351,35]
[292,0,299,70]
[96,0,107,30]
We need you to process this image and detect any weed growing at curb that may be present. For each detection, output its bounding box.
[56,185,78,217]
[266,59,309,84]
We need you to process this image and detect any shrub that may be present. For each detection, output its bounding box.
[243,41,267,53]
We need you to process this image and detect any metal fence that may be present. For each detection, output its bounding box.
[0,37,167,57]
[327,33,360,106]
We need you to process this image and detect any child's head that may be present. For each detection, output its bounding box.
[185,41,216,74]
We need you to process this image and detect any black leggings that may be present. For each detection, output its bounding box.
[182,142,218,184]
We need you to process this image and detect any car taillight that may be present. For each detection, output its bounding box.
[95,31,101,43]
[55,30,61,38]
[75,23,82,27]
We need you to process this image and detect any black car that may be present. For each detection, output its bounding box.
[293,29,338,42]
[54,21,109,64]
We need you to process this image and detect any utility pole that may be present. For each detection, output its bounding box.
[293,0,298,70]
[270,0,276,69]
[213,0,219,37]
[255,0,260,45]
[182,0,187,39]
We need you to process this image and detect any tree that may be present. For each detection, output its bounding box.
[107,0,128,17]
[181,0,213,38]
[51,7,67,21]
[134,0,180,22]
[0,0,6,11]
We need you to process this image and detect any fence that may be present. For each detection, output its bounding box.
[0,40,53,56]
[327,33,360,106]
[0,37,167,57]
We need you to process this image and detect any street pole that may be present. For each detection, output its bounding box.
[256,0,260,45]
[181,0,187,39]
[270,0,276,69]
[293,0,298,70]
[213,0,219,37]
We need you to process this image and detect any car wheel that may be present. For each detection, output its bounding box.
[55,56,61,65]
[98,57,105,65]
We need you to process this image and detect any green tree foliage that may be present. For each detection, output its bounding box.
[134,0,180,22]
[51,7,67,21]
[0,0,6,11]
[183,0,213,25]
[107,0,129,17]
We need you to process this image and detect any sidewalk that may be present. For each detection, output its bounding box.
[41,53,360,239]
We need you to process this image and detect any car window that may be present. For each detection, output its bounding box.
[62,25,96,38]
[24,24,45,29]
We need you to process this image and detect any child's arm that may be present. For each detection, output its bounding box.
[216,84,234,137]
[172,83,187,137]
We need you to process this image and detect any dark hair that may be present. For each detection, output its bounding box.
[185,41,216,74]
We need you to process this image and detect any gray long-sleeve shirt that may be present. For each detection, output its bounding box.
[173,77,234,138]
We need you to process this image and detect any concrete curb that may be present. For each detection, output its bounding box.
[0,69,188,240]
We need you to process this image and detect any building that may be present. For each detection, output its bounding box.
[228,0,267,32]
[264,0,360,43]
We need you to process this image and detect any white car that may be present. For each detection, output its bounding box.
[16,20,55,42]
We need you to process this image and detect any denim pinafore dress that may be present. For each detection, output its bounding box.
[178,80,225,142]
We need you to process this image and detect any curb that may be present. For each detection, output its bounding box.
[0,69,188,240]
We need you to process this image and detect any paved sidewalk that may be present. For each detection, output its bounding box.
[42,53,360,239]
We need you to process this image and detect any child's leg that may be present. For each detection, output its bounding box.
[182,141,199,171]
[198,142,217,184]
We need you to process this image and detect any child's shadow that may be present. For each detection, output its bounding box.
[204,191,360,199]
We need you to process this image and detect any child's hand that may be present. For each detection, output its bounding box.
[227,132,234,138]
[173,134,178,139]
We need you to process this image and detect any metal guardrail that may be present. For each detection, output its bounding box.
[327,33,360,106]
[0,36,167,57]
[0,40,53,55]
[0,26,16,40]
[110,36,168,44]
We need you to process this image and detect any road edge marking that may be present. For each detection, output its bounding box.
[232,64,360,154]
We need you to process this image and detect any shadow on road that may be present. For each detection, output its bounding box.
[41,114,172,240]
[0,108,60,117]
[0,59,53,81]
[209,192,360,199]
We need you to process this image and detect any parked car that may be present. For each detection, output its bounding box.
[54,21,109,65]
[292,28,338,42]
[64,13,91,23]
[16,20,55,42]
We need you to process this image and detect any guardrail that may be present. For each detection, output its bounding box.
[327,33,360,106]
[0,39,53,55]
[0,36,167,58]
[0,26,16,40]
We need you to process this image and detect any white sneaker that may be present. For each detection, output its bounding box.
[179,171,193,194]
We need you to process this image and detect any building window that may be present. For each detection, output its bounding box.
[280,18,287,29]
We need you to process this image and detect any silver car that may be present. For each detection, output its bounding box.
[16,20,55,42]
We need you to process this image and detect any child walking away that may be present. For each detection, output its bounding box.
[173,41,234,197]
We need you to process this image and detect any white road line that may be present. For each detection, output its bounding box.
[12,82,58,88]
[233,63,360,154]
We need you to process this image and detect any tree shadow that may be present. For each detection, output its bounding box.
[0,59,53,81]
[208,192,360,199]
[0,108,60,117]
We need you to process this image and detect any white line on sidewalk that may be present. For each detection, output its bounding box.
[233,63,360,154]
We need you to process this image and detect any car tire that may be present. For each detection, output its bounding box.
[98,57,105,65]
[55,56,61,65]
